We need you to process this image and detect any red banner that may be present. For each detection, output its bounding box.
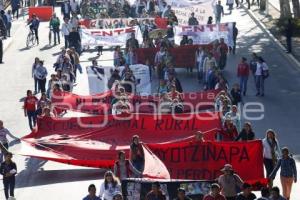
[147,140,265,183]
[21,112,221,168]
[135,45,212,68]
[51,90,220,114]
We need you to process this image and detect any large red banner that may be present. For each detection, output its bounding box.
[21,113,221,168]
[147,140,265,183]
[135,45,212,68]
[51,90,220,114]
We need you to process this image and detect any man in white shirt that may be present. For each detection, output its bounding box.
[255,57,269,96]
[61,17,72,48]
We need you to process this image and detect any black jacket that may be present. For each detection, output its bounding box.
[0,16,6,37]
[69,31,81,44]
[235,129,255,141]
[0,161,17,180]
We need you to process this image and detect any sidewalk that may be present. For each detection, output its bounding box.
[245,1,300,65]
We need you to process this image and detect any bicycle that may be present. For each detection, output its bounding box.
[26,29,37,47]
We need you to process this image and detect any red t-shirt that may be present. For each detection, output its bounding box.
[237,63,250,77]
[24,96,38,112]
[203,194,226,200]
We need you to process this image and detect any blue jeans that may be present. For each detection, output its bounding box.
[0,142,8,163]
[27,111,37,130]
[255,75,264,94]
[239,76,248,94]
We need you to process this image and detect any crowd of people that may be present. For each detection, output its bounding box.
[0,0,298,200]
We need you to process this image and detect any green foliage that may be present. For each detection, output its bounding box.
[276,18,300,36]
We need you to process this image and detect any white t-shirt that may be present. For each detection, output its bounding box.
[99,182,121,200]
[255,62,268,76]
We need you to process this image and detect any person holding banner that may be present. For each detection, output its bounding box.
[114,151,141,180]
[263,129,281,188]
[130,135,144,172]
[217,164,243,200]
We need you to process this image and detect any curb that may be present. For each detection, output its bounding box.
[241,4,300,69]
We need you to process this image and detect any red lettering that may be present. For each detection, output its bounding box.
[182,26,192,32]
[114,29,124,35]
[103,31,113,36]
[206,24,216,31]
[194,25,204,32]
[125,27,135,33]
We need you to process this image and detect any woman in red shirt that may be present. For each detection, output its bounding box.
[237,57,250,96]
[23,90,38,130]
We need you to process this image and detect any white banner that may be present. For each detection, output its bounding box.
[168,0,216,24]
[174,23,234,46]
[86,64,151,95]
[81,26,143,47]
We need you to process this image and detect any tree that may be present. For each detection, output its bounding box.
[292,0,300,18]
[279,0,292,18]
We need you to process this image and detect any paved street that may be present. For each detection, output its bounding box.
[0,2,299,199]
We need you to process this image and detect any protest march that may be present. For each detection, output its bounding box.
[0,0,299,199]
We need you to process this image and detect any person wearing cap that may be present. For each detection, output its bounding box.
[236,183,256,200]
[112,192,123,200]
[188,12,199,26]
[0,152,17,200]
[145,182,166,200]
[83,184,101,200]
[217,164,243,200]
[174,188,192,200]
[237,57,250,96]
[203,183,226,200]
[269,147,297,200]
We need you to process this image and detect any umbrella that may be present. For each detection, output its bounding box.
[149,29,168,39]
[177,31,198,37]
